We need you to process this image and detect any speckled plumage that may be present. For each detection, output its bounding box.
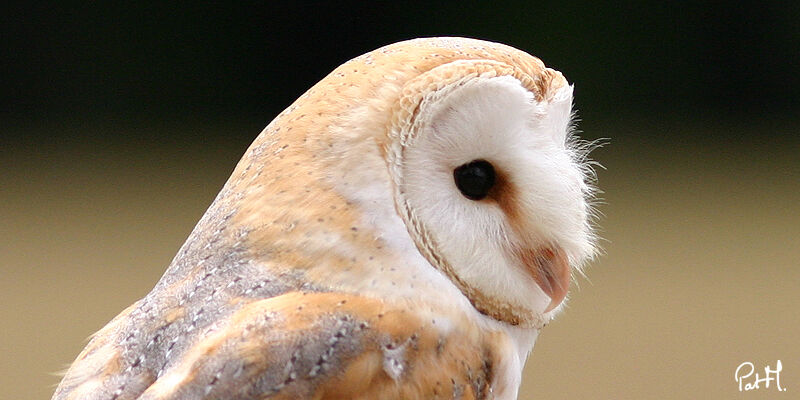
[53,37,597,400]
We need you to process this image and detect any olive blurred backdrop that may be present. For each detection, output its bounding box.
[2,2,798,399]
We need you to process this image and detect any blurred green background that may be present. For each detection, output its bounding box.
[2,2,798,399]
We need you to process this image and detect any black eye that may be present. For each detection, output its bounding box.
[453,159,496,200]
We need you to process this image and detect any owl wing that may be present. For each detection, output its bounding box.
[56,291,502,400]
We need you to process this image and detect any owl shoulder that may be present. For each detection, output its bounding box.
[138,291,506,399]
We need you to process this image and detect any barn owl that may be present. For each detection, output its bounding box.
[53,37,597,400]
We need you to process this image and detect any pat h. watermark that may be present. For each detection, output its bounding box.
[736,360,786,392]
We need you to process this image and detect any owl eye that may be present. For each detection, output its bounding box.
[453,160,496,200]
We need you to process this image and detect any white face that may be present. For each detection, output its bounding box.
[397,76,595,323]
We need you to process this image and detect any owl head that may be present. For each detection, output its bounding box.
[225,37,597,330]
[386,61,597,325]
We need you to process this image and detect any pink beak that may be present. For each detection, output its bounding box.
[520,247,571,312]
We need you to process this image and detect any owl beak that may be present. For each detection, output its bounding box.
[520,247,571,313]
